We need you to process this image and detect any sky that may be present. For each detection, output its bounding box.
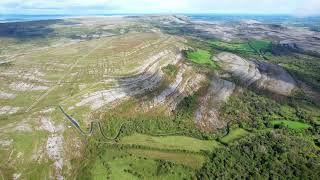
[0,0,319,16]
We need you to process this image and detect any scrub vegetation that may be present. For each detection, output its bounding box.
[209,39,271,56]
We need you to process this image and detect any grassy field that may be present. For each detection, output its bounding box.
[127,149,205,169]
[89,147,196,180]
[220,128,250,144]
[271,120,312,129]
[186,49,217,69]
[209,39,271,56]
[108,156,195,180]
[249,40,271,52]
[119,133,220,152]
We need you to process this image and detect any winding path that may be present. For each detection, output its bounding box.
[59,106,187,139]
[59,106,125,140]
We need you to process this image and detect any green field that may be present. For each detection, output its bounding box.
[209,39,271,55]
[119,133,220,152]
[220,128,250,144]
[127,149,205,169]
[271,120,312,129]
[89,148,196,180]
[186,49,217,68]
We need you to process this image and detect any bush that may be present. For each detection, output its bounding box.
[162,64,178,76]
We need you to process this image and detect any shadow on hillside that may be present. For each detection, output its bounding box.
[0,19,64,39]
[116,70,164,99]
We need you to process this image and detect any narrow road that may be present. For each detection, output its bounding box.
[59,106,125,140]
[59,106,187,139]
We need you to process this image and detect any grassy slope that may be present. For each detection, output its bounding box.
[127,149,205,169]
[270,120,312,129]
[89,147,196,180]
[209,39,270,54]
[186,49,217,69]
[220,128,250,144]
[119,133,219,152]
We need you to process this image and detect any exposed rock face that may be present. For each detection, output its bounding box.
[152,15,320,56]
[9,82,49,91]
[252,60,297,96]
[150,64,207,112]
[195,77,235,130]
[153,66,186,106]
[215,52,296,96]
[164,72,206,112]
[215,52,261,85]
[0,120,33,133]
[0,106,20,115]
[41,116,65,180]
[0,91,15,99]
[76,51,182,110]
[279,40,300,50]
[0,139,12,148]
[278,39,320,57]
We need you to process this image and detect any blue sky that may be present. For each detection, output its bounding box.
[0,0,319,16]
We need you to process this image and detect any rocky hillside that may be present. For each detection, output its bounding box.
[0,16,319,179]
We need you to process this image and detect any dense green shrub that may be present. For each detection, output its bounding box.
[196,130,320,179]
[162,64,178,76]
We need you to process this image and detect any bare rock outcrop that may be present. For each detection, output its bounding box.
[0,106,20,115]
[9,82,49,92]
[0,91,15,99]
[195,77,235,130]
[76,51,183,110]
[150,64,207,112]
[215,52,296,96]
[153,67,186,106]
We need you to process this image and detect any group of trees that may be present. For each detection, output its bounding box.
[196,130,320,179]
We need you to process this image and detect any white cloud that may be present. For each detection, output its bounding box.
[0,0,187,14]
[0,0,319,15]
[295,0,320,16]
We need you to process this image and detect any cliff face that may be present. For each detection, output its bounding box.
[215,52,297,96]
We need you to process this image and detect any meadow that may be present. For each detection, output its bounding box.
[186,49,218,69]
